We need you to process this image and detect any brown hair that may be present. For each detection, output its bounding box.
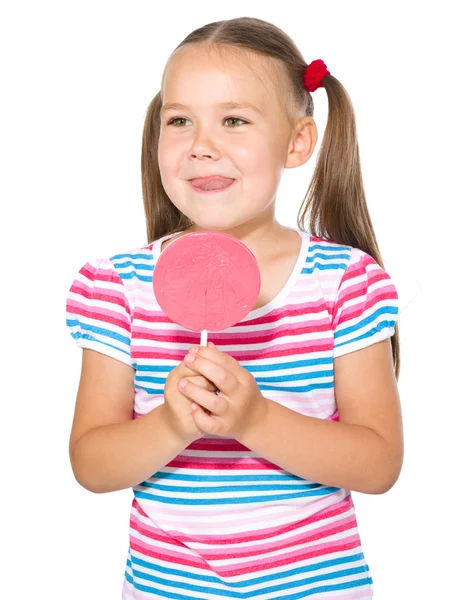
[141,16,400,378]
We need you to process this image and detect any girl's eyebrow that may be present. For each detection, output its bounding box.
[161,101,264,116]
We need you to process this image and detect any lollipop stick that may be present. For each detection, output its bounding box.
[200,329,208,347]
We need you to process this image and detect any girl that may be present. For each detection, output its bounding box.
[66,16,403,599]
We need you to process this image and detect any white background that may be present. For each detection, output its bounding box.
[1,1,461,598]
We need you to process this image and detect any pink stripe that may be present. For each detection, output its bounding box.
[130,495,353,544]
[166,456,282,469]
[133,316,329,339]
[78,262,132,291]
[215,535,363,576]
[130,537,208,569]
[336,287,397,328]
[187,438,256,452]
[187,517,359,560]
[133,297,328,328]
[129,532,363,576]
[131,338,333,361]
[130,489,349,527]
[131,320,331,344]
[132,508,343,538]
[67,299,130,332]
[68,280,128,307]
[333,254,398,326]
[328,409,339,421]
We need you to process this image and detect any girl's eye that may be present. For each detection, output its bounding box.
[224,117,247,127]
[166,116,248,127]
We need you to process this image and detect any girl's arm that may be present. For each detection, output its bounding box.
[237,338,404,494]
[69,349,187,494]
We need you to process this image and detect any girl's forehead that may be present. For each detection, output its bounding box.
[161,49,282,116]
[163,45,277,95]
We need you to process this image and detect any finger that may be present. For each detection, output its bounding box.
[183,353,237,396]
[178,378,226,415]
[177,360,202,377]
[187,344,238,374]
[184,379,213,415]
[190,401,217,434]
[186,375,216,393]
[177,362,215,388]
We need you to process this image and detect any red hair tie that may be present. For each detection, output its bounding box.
[303,59,330,92]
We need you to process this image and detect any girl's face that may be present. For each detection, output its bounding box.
[158,45,295,233]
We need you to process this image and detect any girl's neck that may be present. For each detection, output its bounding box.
[181,221,295,263]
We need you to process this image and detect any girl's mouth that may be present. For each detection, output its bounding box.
[188,177,236,193]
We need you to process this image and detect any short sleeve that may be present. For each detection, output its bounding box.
[331,248,399,358]
[65,257,133,366]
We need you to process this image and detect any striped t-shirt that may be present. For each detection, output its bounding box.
[66,228,399,599]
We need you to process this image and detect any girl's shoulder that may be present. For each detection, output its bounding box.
[105,240,158,283]
[307,234,391,281]
[306,233,399,321]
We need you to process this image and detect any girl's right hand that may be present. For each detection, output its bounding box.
[163,358,216,445]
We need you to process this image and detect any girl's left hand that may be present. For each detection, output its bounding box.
[178,341,268,440]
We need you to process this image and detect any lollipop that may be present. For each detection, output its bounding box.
[153,231,261,346]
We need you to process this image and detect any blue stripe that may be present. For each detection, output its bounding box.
[127,551,367,588]
[250,356,332,371]
[152,472,316,482]
[134,356,333,373]
[118,271,152,282]
[112,260,152,271]
[306,251,351,263]
[134,380,334,395]
[66,319,130,346]
[140,481,323,494]
[134,369,333,387]
[255,369,333,383]
[302,261,348,275]
[134,486,339,505]
[126,566,370,598]
[135,364,175,372]
[310,243,352,252]
[335,321,396,349]
[69,332,130,357]
[334,305,398,340]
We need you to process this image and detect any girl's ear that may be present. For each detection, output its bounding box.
[285,116,318,169]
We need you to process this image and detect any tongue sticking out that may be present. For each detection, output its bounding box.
[191,177,234,191]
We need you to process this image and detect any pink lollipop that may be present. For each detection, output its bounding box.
[153,231,261,346]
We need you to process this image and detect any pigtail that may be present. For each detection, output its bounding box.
[297,75,400,378]
[297,75,380,256]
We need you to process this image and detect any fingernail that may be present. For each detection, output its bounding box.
[190,346,199,354]
[184,353,195,363]
[178,379,187,389]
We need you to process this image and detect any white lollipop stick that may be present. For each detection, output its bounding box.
[200,328,208,347]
